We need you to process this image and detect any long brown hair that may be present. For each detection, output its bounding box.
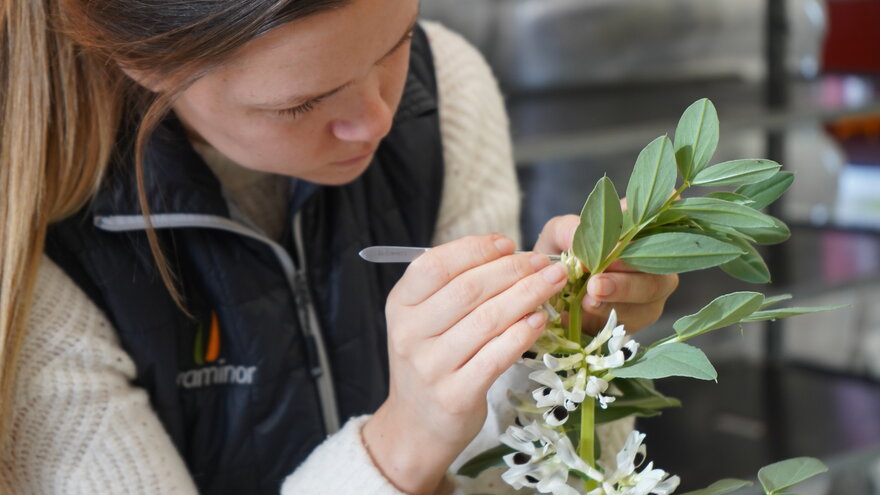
[0,0,346,448]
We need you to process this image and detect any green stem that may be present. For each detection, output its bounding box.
[578,398,596,468]
[567,282,588,345]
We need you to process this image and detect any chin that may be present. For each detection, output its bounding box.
[309,157,374,186]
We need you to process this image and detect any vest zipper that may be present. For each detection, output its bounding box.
[94,213,342,434]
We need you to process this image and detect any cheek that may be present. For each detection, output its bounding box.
[226,116,331,173]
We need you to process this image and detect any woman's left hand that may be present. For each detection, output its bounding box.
[534,214,679,333]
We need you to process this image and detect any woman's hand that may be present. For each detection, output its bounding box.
[534,215,679,333]
[363,234,567,495]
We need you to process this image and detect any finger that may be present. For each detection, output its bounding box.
[586,272,679,305]
[581,300,667,333]
[533,215,579,255]
[420,253,552,337]
[437,262,568,369]
[392,234,516,306]
[455,310,548,394]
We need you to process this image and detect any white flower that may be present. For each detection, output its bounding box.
[585,375,616,409]
[592,431,680,495]
[501,426,603,495]
[561,251,585,283]
[528,368,591,424]
[583,310,624,355]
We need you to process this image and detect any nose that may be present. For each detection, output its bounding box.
[330,78,394,143]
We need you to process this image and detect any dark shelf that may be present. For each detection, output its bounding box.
[638,360,880,493]
[509,75,880,164]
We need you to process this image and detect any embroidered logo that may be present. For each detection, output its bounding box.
[177,312,258,389]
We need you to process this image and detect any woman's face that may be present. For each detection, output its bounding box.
[171,0,420,185]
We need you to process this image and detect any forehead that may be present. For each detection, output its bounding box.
[204,0,418,106]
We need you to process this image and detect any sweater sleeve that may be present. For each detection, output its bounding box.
[1,256,199,494]
[423,21,522,249]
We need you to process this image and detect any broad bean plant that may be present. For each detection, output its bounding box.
[459,99,839,495]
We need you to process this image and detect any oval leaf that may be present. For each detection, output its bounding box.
[706,191,755,205]
[626,135,677,226]
[670,198,777,229]
[761,294,793,309]
[679,479,753,495]
[736,171,795,210]
[758,457,828,494]
[738,216,791,245]
[692,159,781,187]
[621,232,744,274]
[613,343,717,380]
[673,291,764,340]
[674,98,720,180]
[742,304,848,322]
[721,238,771,284]
[574,176,622,273]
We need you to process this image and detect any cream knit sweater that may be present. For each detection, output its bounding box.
[2,22,629,494]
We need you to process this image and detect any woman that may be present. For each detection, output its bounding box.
[0,0,678,493]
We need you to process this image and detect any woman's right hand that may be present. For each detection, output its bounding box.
[362,234,569,495]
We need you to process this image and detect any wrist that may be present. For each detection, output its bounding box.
[362,401,460,495]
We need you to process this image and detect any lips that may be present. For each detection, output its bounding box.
[335,147,377,165]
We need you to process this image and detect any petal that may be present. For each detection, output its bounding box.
[612,431,646,481]
[555,436,605,482]
[544,353,585,371]
[586,376,610,397]
[607,327,628,353]
[653,475,681,495]
[530,370,567,390]
[543,406,570,427]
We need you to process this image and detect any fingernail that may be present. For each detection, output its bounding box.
[527,310,547,328]
[584,296,602,309]
[494,236,515,254]
[588,276,615,298]
[542,264,566,284]
[530,254,550,271]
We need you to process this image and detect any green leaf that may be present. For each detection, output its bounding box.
[761,294,793,309]
[626,135,678,225]
[597,378,680,422]
[670,198,777,229]
[697,222,758,244]
[737,216,791,245]
[612,343,717,380]
[758,457,828,494]
[742,304,848,322]
[456,444,515,478]
[621,232,744,274]
[673,291,765,340]
[679,479,753,495]
[596,406,662,423]
[692,159,781,187]
[736,171,795,210]
[674,98,720,180]
[721,238,771,284]
[574,176,622,273]
[706,191,755,205]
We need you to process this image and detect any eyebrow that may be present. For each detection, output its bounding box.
[257,15,419,110]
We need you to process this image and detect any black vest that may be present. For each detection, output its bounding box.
[46,26,443,494]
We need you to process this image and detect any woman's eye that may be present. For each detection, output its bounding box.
[277,96,325,119]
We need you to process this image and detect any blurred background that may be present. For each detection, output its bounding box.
[422,1,880,493]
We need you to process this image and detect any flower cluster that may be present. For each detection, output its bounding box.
[498,300,680,494]
[501,426,680,495]
[500,421,603,495]
[522,309,639,420]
